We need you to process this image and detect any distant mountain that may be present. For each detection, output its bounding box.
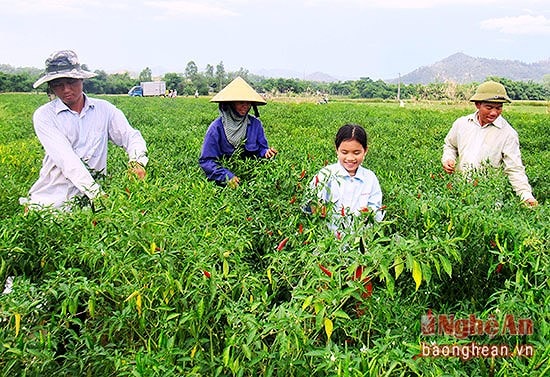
[387,53,550,85]
[3,53,548,85]
[254,68,303,80]
[305,72,339,83]
[253,68,339,83]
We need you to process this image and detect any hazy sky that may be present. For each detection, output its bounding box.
[1,0,549,81]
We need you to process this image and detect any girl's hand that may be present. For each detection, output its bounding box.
[265,147,278,159]
[525,198,538,207]
[442,159,455,174]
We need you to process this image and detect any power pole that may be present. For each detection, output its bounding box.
[397,73,401,101]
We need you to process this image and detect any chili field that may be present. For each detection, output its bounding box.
[0,93,549,376]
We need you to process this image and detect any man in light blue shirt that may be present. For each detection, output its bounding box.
[20,50,148,211]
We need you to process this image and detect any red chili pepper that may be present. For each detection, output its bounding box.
[276,237,289,251]
[319,264,332,277]
[341,207,346,217]
[496,263,503,274]
[362,281,373,299]
[354,265,364,280]
[298,223,303,234]
[203,270,211,278]
[354,266,373,298]
[289,196,297,204]
[299,170,306,180]
[314,175,319,187]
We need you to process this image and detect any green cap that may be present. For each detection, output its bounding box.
[469,81,511,103]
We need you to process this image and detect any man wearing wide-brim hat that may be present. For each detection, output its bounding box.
[199,76,278,187]
[441,80,537,206]
[20,50,149,211]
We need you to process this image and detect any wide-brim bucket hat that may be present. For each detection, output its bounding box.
[33,50,96,88]
[210,76,267,105]
[469,81,511,103]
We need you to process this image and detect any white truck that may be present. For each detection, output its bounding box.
[128,81,166,97]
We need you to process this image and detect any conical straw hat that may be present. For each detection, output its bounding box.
[210,76,266,105]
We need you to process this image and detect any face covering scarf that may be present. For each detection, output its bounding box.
[219,103,250,148]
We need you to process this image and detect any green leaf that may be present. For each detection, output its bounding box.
[88,296,95,318]
[412,260,422,291]
[394,255,404,280]
[302,295,313,311]
[324,317,333,340]
[241,344,252,360]
[439,254,453,278]
[223,345,231,367]
[385,274,395,297]
[166,313,180,321]
[332,309,350,320]
[223,259,229,277]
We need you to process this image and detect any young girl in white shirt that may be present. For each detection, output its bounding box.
[308,123,384,235]
[306,124,384,312]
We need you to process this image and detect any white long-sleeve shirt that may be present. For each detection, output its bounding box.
[310,162,384,233]
[21,95,148,209]
[442,111,534,201]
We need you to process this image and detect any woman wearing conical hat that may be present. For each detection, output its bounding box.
[199,77,278,187]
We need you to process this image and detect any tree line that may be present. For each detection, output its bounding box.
[1,61,549,101]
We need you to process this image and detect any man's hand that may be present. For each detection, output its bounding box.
[265,147,278,159]
[442,159,455,174]
[91,192,109,213]
[128,161,146,180]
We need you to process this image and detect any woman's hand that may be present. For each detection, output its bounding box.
[228,176,240,189]
[265,147,278,159]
